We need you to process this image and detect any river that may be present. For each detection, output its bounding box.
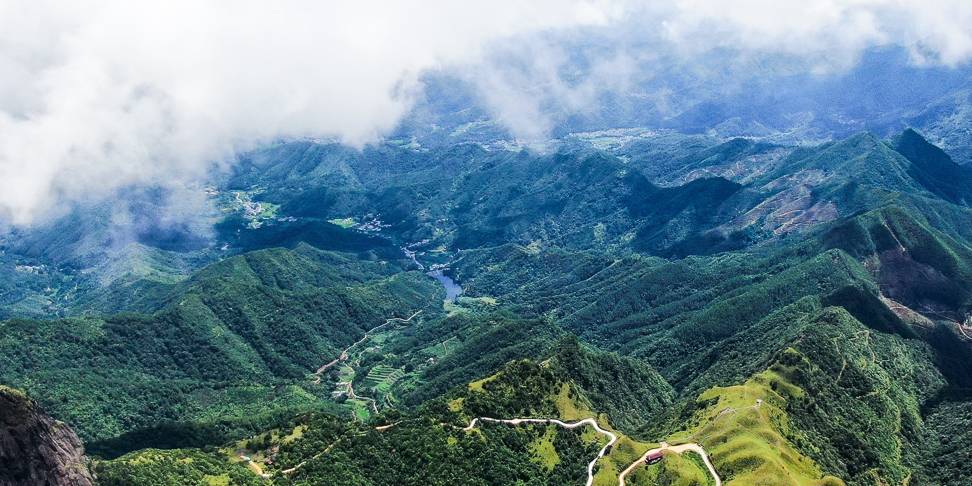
[402,246,462,302]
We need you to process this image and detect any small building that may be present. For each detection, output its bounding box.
[645,451,663,465]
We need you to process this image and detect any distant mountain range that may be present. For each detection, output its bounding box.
[2,122,972,485]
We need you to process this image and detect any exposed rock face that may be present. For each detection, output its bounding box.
[0,386,93,486]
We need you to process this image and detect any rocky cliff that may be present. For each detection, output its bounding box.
[0,386,92,486]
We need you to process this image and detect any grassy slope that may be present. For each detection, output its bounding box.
[94,449,262,486]
[448,206,969,485]
[91,306,951,486]
[616,303,941,486]
[667,366,842,486]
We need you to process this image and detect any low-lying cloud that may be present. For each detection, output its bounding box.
[0,0,615,225]
[660,0,972,68]
[2,0,972,225]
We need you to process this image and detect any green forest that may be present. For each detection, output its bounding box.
[3,128,972,486]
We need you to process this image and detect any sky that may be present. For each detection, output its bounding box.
[1,0,972,226]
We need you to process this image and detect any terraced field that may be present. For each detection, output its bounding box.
[364,365,406,393]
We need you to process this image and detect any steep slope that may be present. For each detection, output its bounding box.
[0,245,440,450]
[452,242,881,390]
[643,365,844,486]
[776,308,944,485]
[0,386,93,486]
[92,341,674,485]
[449,222,970,484]
[893,128,972,205]
[822,204,972,323]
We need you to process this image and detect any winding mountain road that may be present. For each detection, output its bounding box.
[956,322,972,341]
[299,291,723,486]
[337,380,378,415]
[282,414,721,485]
[462,417,617,486]
[312,311,422,384]
[617,442,721,486]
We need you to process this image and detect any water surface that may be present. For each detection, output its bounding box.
[428,270,462,302]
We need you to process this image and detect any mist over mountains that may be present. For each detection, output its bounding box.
[4,3,972,486]
[4,1,972,227]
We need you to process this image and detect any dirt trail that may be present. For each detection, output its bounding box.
[239,455,270,479]
[956,322,972,341]
[313,311,422,384]
[617,442,721,486]
[337,380,378,415]
[462,417,617,486]
[374,421,401,431]
[280,440,340,475]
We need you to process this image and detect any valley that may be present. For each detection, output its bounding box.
[8,6,972,486]
[2,127,972,486]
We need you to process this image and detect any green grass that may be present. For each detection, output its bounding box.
[363,365,405,393]
[280,424,306,443]
[627,451,712,486]
[467,373,498,392]
[203,474,231,486]
[667,361,844,486]
[347,399,372,421]
[420,336,459,358]
[327,217,356,228]
[553,383,591,421]
[94,448,261,485]
[529,426,561,471]
[337,365,356,382]
[594,436,655,486]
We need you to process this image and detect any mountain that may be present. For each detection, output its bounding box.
[0,245,440,454]
[2,127,972,485]
[396,47,972,162]
[893,128,972,205]
[0,386,93,486]
[91,340,678,485]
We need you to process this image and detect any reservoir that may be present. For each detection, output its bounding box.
[428,269,462,302]
[403,245,462,302]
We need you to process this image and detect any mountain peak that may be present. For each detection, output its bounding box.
[894,128,949,162]
[848,131,883,144]
[893,127,972,205]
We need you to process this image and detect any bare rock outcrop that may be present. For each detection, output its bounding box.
[0,386,93,486]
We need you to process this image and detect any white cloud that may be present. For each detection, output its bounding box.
[2,0,972,225]
[0,0,617,225]
[657,0,972,68]
[465,1,972,141]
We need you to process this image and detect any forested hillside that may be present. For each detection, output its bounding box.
[2,128,972,485]
[9,5,972,485]
[0,244,440,454]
